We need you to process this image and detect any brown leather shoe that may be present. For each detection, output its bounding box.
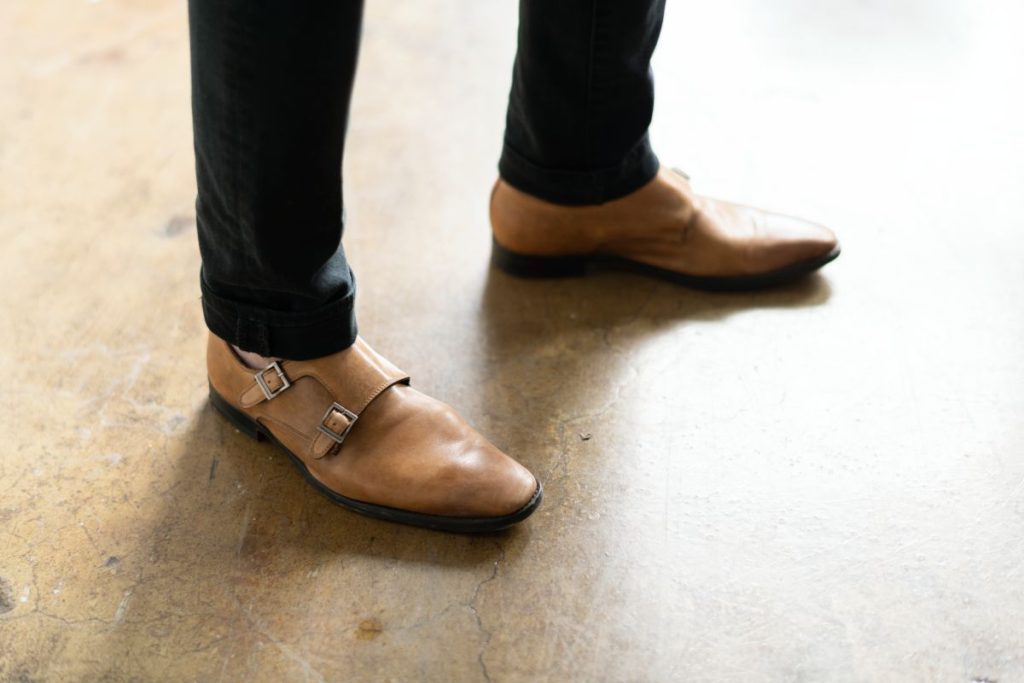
[490,166,839,290]
[206,333,541,532]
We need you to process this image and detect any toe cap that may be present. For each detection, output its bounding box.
[754,211,839,273]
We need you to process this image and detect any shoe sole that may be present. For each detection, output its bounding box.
[208,384,543,533]
[491,238,841,291]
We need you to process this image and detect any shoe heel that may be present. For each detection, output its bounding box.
[491,238,588,278]
[209,383,266,442]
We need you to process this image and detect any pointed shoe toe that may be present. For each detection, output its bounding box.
[748,208,841,274]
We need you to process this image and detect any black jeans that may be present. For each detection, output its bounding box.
[189,0,665,360]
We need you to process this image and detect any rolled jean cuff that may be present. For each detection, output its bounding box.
[200,269,358,360]
[498,133,660,206]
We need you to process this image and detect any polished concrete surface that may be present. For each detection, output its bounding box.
[2,1,1023,681]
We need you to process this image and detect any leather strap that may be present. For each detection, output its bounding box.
[239,338,410,459]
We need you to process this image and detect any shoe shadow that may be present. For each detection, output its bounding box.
[480,262,832,335]
[88,401,517,675]
[469,264,833,491]
[140,400,520,580]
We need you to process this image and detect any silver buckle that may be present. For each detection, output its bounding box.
[317,402,358,445]
[254,361,290,401]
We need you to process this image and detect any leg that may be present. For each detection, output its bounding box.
[492,0,839,288]
[500,0,665,206]
[189,0,540,531]
[190,0,363,361]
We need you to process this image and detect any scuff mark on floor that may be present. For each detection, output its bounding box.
[235,502,253,558]
[113,588,133,625]
[160,214,194,238]
[0,576,15,614]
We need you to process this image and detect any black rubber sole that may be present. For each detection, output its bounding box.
[209,385,542,533]
[491,238,840,292]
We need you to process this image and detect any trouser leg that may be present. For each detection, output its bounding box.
[189,0,365,360]
[499,0,667,206]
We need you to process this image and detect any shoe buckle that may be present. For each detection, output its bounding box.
[254,361,291,401]
[318,402,358,445]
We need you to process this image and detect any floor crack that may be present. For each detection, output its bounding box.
[466,541,505,683]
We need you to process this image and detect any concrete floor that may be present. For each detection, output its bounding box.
[2,0,1023,681]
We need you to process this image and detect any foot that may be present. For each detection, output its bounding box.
[490,166,839,289]
[207,334,541,532]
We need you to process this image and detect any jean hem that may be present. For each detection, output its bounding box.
[200,269,358,360]
[498,134,660,206]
